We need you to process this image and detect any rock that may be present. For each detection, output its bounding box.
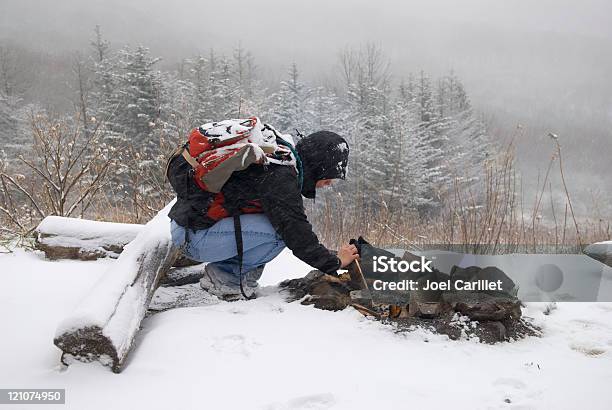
[160,264,206,287]
[349,289,373,306]
[584,241,612,268]
[148,283,219,313]
[443,291,522,321]
[409,301,446,318]
[490,321,507,341]
[280,238,537,344]
[409,269,451,304]
[280,270,353,311]
[449,265,518,297]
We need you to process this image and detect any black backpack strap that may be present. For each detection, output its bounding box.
[184,167,192,246]
[165,143,189,181]
[233,213,254,300]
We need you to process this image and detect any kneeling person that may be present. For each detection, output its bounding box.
[167,128,359,300]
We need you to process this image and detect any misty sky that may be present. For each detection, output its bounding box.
[2,0,610,121]
[1,0,611,210]
[2,1,611,96]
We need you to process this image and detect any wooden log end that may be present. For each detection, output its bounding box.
[54,326,122,373]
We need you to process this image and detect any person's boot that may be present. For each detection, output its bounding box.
[199,264,243,301]
[199,264,265,301]
[238,265,265,299]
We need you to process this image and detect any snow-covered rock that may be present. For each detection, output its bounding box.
[584,240,612,268]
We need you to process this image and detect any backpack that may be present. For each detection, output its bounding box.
[165,117,302,300]
[166,117,299,194]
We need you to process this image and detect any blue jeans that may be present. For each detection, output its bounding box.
[170,214,286,286]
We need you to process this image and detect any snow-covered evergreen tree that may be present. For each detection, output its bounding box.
[412,70,451,211]
[267,63,310,134]
[0,92,18,153]
[187,54,211,125]
[333,45,402,212]
[387,79,430,211]
[111,45,161,154]
[307,85,342,134]
[439,71,491,182]
[87,41,164,206]
[90,26,117,126]
[0,45,25,160]
[212,56,239,119]
[232,44,259,116]
[159,71,196,143]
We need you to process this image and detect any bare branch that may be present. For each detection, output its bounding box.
[0,173,45,218]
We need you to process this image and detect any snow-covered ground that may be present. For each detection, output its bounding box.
[1,248,611,410]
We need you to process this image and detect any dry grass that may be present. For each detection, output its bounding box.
[310,138,610,254]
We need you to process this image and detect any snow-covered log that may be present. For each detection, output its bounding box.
[54,201,179,373]
[35,215,198,267]
[35,216,144,260]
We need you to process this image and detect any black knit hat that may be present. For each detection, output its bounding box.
[296,131,349,199]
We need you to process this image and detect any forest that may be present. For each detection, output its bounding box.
[0,27,608,251]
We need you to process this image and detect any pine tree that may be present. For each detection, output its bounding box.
[88,44,163,206]
[90,26,116,125]
[0,92,17,152]
[0,45,23,159]
[384,79,430,211]
[233,44,258,116]
[440,71,490,181]
[188,54,214,124]
[307,86,342,133]
[412,70,451,211]
[159,70,196,142]
[335,45,398,211]
[212,56,239,119]
[268,63,310,133]
[111,45,161,153]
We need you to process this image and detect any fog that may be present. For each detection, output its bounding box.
[1,0,611,211]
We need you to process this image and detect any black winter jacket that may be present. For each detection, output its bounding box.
[168,157,342,274]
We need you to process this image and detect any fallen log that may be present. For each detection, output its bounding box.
[54,201,179,373]
[35,215,198,267]
[36,216,143,260]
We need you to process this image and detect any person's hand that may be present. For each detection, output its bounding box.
[338,243,359,268]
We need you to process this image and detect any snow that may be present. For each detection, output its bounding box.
[36,216,143,251]
[199,117,286,154]
[1,247,612,409]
